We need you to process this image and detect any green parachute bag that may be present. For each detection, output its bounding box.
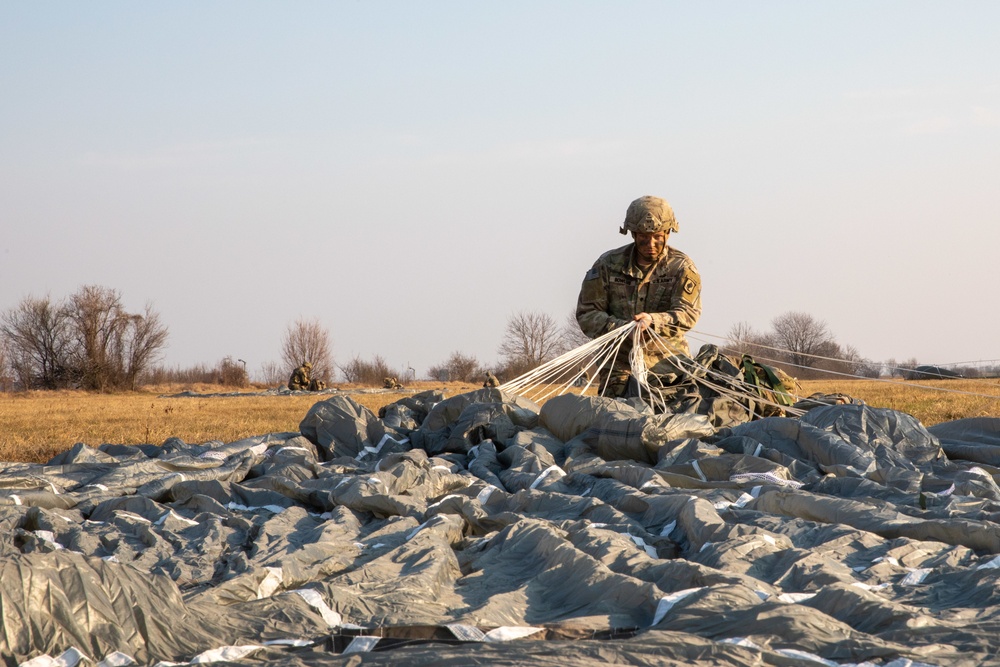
[741,354,797,418]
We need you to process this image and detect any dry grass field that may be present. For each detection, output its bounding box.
[2,378,998,465]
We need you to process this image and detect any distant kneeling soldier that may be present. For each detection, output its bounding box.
[483,371,499,388]
[290,362,326,391]
[288,362,312,390]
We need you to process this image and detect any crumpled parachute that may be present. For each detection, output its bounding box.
[2,387,1000,666]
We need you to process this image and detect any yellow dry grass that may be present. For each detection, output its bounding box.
[797,377,1000,424]
[1,378,998,465]
[0,382,479,464]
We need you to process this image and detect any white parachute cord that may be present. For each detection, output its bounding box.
[629,326,647,386]
[499,322,639,399]
[663,352,809,417]
[582,322,639,397]
[527,342,612,402]
[629,326,649,405]
[499,331,606,394]
[688,329,870,370]
[502,342,597,394]
[640,328,809,417]
[624,327,679,413]
[633,327,679,413]
[688,331,1000,402]
[508,324,633,396]
[520,324,635,400]
[690,330,1000,394]
[753,354,1000,402]
[687,329,1000,403]
[572,328,632,397]
[666,346,810,410]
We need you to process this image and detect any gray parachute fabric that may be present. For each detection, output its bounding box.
[299,394,390,460]
[3,392,1000,666]
[929,416,1000,465]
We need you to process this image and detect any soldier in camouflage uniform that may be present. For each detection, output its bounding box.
[483,371,499,388]
[576,196,702,397]
[288,362,313,391]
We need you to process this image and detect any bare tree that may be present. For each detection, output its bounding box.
[141,358,246,387]
[65,285,127,390]
[338,354,396,385]
[897,357,920,376]
[257,360,286,386]
[281,318,333,382]
[120,304,169,389]
[2,287,168,391]
[0,294,74,389]
[61,285,168,391]
[769,312,835,371]
[724,321,772,359]
[497,311,563,377]
[428,351,480,382]
[0,337,13,391]
[218,356,249,387]
[854,357,884,379]
[561,309,591,351]
[820,342,865,377]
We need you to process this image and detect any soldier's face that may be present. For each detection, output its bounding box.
[633,231,667,263]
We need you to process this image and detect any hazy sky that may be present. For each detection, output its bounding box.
[2,1,998,381]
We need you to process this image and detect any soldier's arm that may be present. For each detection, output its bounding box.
[576,261,629,338]
[647,259,702,336]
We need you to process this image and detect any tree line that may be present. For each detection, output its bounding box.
[3,286,984,392]
[0,286,168,391]
[725,312,995,380]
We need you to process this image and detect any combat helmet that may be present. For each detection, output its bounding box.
[620,196,678,235]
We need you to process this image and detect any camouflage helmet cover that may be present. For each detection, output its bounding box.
[620,196,679,235]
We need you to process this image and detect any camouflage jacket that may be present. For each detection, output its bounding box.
[576,243,701,356]
[288,367,310,389]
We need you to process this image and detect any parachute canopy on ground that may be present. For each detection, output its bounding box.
[907,364,964,380]
[2,384,1000,666]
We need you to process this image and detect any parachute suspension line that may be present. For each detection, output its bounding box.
[499,323,999,409]
[628,327,647,387]
[695,331,999,386]
[624,329,678,411]
[628,325,654,408]
[499,322,639,400]
[642,352,757,417]
[665,346,808,413]
[667,353,808,418]
[524,323,635,401]
[638,327,809,417]
[687,330,1000,402]
[584,326,634,398]
[748,352,1000,401]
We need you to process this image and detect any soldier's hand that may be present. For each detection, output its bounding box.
[633,313,653,331]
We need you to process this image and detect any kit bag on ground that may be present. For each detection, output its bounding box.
[741,354,797,417]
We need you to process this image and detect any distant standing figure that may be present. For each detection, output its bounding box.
[483,371,499,388]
